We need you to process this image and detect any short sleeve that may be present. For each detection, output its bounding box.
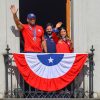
[20,24,26,32]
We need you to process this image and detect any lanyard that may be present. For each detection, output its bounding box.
[29,25,36,41]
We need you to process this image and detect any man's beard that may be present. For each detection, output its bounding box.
[30,22,35,26]
[47,31,52,35]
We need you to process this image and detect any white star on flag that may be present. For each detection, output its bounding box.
[48,57,54,63]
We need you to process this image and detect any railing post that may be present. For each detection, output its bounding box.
[4,44,10,97]
[89,45,95,98]
[6,44,10,54]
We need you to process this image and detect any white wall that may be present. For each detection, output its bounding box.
[72,0,100,97]
[1,0,100,98]
[0,0,19,98]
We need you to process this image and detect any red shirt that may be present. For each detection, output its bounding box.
[56,40,72,53]
[52,32,59,43]
[52,34,73,53]
[21,24,44,52]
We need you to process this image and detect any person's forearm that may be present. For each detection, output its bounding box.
[42,40,47,53]
[13,13,23,30]
[53,28,59,34]
[13,13,19,24]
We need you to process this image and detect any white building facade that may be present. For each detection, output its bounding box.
[72,0,100,98]
[0,0,100,98]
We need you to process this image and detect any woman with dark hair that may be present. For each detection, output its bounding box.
[56,27,73,53]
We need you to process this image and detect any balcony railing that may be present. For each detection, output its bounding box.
[3,45,95,98]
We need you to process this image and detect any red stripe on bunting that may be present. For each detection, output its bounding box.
[13,53,88,92]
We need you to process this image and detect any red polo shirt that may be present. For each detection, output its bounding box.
[21,24,44,52]
[56,40,72,53]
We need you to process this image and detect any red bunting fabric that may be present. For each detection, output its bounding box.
[13,53,88,92]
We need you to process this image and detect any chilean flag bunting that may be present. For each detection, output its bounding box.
[13,53,88,92]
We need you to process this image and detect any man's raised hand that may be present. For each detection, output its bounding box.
[56,22,63,29]
[10,5,18,15]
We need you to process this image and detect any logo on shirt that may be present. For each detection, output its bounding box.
[38,29,42,32]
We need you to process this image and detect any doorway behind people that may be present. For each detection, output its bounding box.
[19,0,66,52]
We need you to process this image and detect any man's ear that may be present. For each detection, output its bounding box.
[27,19,29,23]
